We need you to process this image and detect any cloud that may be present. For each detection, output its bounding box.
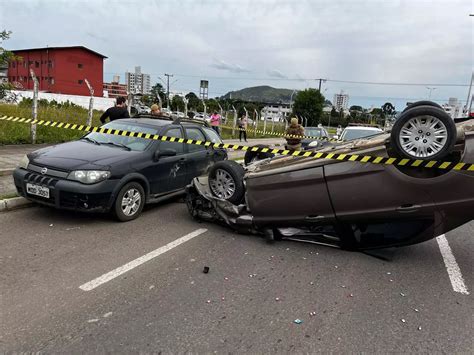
[210,59,250,74]
[267,70,287,79]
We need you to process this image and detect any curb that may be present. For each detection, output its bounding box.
[0,169,14,177]
[0,197,34,212]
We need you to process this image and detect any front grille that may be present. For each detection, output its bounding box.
[28,164,69,178]
[23,172,59,203]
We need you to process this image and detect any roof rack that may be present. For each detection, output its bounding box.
[172,117,211,128]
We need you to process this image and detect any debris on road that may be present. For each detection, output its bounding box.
[400,292,406,297]
[87,319,99,323]
[294,319,303,324]
[309,312,316,316]
[414,308,419,312]
[401,319,406,323]
[275,297,280,301]
[418,326,422,331]
[103,312,113,318]
[203,266,210,274]
[149,285,155,290]
[206,300,211,304]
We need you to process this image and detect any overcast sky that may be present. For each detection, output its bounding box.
[1,0,472,109]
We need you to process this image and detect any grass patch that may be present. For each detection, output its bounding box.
[0,192,19,200]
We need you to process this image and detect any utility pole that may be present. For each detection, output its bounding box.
[315,78,327,92]
[29,69,38,144]
[84,78,94,126]
[164,73,173,108]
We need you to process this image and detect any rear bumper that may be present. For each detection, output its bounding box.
[13,168,118,212]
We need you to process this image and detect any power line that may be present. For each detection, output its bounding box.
[103,71,470,86]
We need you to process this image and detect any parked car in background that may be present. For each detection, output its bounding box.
[194,113,211,122]
[172,111,186,118]
[14,118,227,221]
[301,126,330,149]
[338,125,383,141]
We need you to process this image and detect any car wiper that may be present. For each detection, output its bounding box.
[102,142,132,151]
[80,137,101,145]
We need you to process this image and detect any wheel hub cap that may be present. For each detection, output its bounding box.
[209,169,236,199]
[399,115,448,158]
[121,188,141,216]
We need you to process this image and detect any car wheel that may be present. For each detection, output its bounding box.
[402,100,443,113]
[391,105,457,161]
[244,145,275,166]
[114,182,145,221]
[208,161,245,204]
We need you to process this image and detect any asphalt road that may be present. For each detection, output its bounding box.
[0,202,472,353]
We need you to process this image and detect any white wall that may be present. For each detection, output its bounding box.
[11,90,115,111]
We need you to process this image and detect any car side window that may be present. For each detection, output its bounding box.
[203,127,223,144]
[185,127,206,152]
[160,127,184,155]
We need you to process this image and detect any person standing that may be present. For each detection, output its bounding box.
[100,96,130,124]
[336,125,343,137]
[210,111,221,135]
[285,117,305,150]
[238,114,248,142]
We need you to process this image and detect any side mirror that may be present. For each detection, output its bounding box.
[154,148,177,161]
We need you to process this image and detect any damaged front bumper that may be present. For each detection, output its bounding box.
[185,176,257,234]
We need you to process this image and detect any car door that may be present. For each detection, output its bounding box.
[143,127,187,195]
[202,127,227,162]
[324,145,440,248]
[184,126,213,183]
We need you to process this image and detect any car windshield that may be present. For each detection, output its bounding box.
[341,128,382,141]
[83,121,158,151]
[304,128,322,137]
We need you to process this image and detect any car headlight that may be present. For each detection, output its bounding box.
[308,140,319,147]
[68,170,111,184]
[18,154,30,169]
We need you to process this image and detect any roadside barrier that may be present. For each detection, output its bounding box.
[1,115,473,172]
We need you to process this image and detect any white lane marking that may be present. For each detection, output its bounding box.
[79,228,208,291]
[436,234,469,295]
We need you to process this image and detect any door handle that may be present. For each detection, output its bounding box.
[396,204,421,213]
[305,215,325,221]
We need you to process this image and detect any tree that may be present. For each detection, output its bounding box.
[349,105,363,112]
[150,83,166,105]
[171,95,185,111]
[0,30,16,100]
[291,88,325,126]
[330,107,339,117]
[381,102,395,116]
[185,92,200,110]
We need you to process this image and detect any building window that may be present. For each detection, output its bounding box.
[77,63,83,69]
[23,61,27,68]
[12,61,16,68]
[35,61,39,68]
[78,79,83,84]
[50,78,55,85]
[48,60,53,68]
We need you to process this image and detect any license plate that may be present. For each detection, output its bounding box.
[26,183,50,198]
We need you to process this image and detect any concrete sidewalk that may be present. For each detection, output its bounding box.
[0,138,285,197]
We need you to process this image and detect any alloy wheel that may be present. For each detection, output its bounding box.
[121,188,142,216]
[398,115,448,158]
[209,169,236,199]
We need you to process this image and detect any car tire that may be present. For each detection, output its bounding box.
[244,145,275,166]
[113,182,145,222]
[402,100,443,113]
[208,161,245,204]
[391,105,457,161]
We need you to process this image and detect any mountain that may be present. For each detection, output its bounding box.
[221,86,294,103]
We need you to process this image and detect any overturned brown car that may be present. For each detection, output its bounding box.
[186,102,474,250]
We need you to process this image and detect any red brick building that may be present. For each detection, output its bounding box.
[103,81,128,99]
[7,46,107,97]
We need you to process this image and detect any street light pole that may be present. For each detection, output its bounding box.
[315,78,327,92]
[164,73,173,108]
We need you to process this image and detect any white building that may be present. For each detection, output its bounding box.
[125,66,151,95]
[333,90,349,111]
[260,103,291,122]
